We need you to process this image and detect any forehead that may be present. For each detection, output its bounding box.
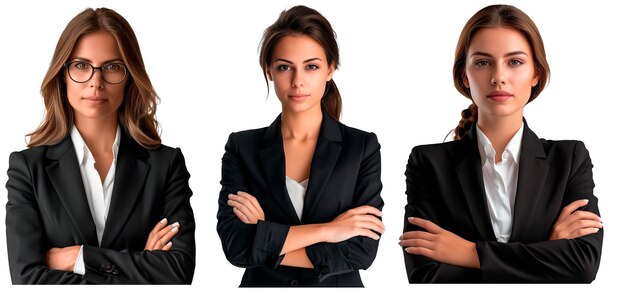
[468,27,532,56]
[70,29,122,61]
[272,34,326,61]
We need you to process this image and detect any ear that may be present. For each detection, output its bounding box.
[326,61,336,81]
[266,67,273,81]
[531,72,540,87]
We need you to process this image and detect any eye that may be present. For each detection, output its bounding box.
[475,60,490,67]
[509,59,524,66]
[306,64,319,70]
[103,63,123,72]
[276,64,291,71]
[72,61,91,70]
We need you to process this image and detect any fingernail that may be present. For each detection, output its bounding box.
[159,218,167,224]
[594,228,600,232]
[408,217,415,221]
[171,227,179,233]
[171,222,180,228]
[583,199,589,203]
[228,194,233,198]
[237,191,242,195]
[166,241,172,246]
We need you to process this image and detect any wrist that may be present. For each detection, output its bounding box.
[466,242,480,269]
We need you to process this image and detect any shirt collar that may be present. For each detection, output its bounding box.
[476,122,524,165]
[70,125,121,165]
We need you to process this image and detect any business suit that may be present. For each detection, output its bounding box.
[217,112,383,287]
[403,120,602,283]
[5,129,195,284]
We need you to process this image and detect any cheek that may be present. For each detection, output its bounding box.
[65,83,82,105]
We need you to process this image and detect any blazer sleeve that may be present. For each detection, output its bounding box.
[6,151,87,284]
[404,146,479,282]
[216,133,291,268]
[305,132,384,282]
[80,148,196,284]
[475,141,602,282]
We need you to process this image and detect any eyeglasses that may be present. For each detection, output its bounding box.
[64,61,128,84]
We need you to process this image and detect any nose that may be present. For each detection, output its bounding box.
[291,68,304,88]
[491,63,506,86]
[89,68,105,88]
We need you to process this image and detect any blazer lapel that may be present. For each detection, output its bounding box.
[100,132,150,247]
[301,112,342,222]
[45,137,99,246]
[259,115,301,224]
[510,120,549,241]
[454,126,497,241]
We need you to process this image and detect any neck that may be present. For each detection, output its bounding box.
[477,114,523,157]
[281,108,323,141]
[74,113,118,153]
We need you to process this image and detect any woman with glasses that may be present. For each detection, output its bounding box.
[5,8,195,284]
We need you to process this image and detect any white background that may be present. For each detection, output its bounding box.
[0,0,623,289]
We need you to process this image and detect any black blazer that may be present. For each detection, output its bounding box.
[217,112,383,287]
[5,131,195,284]
[403,120,602,283]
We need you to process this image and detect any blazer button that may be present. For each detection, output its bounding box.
[290,279,299,286]
[99,263,112,273]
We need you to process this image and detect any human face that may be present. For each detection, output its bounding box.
[65,30,126,124]
[463,27,539,122]
[267,35,334,115]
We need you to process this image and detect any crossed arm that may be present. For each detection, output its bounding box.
[217,132,384,281]
[6,149,195,284]
[400,142,603,282]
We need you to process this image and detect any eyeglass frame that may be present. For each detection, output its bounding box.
[63,61,129,84]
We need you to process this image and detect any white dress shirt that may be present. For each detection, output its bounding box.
[70,125,121,274]
[476,124,523,243]
[285,176,309,221]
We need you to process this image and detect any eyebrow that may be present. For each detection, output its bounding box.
[274,57,323,64]
[470,51,529,58]
[68,57,124,64]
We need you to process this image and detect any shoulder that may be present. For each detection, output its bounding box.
[228,127,268,143]
[337,122,379,143]
[537,138,591,162]
[223,126,269,153]
[410,140,461,159]
[8,143,58,168]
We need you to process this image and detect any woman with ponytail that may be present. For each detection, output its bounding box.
[216,5,384,287]
[400,5,602,283]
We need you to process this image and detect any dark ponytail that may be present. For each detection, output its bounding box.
[259,5,342,121]
[453,103,478,140]
[322,79,341,121]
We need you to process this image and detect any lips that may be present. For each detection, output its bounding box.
[288,94,309,101]
[487,90,513,102]
[82,97,107,103]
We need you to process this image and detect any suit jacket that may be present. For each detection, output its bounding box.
[403,120,602,283]
[5,130,195,284]
[217,112,383,287]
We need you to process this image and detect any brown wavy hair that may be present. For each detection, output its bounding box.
[27,7,161,148]
[259,5,342,121]
[452,4,550,140]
